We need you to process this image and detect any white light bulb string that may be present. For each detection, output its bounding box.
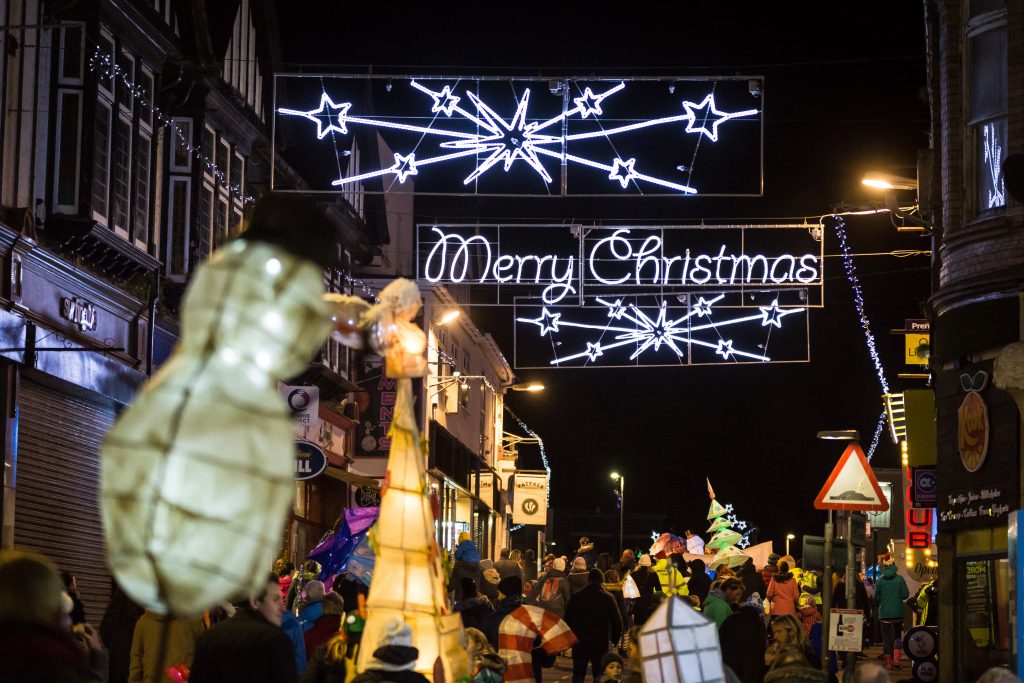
[505,405,550,533]
[87,47,254,205]
[830,215,892,460]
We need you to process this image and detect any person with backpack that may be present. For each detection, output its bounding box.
[526,557,571,618]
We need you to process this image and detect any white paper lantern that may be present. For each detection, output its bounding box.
[638,596,725,683]
[101,239,332,615]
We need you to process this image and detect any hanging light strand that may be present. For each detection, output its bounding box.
[505,406,551,533]
[866,409,887,461]
[87,47,254,205]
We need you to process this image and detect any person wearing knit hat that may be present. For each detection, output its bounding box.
[637,554,651,567]
[568,556,590,596]
[527,556,571,618]
[598,651,624,682]
[351,619,429,683]
[553,557,566,572]
[761,553,780,591]
[497,575,523,599]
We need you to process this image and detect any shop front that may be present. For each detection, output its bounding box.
[429,421,498,560]
[935,359,1018,680]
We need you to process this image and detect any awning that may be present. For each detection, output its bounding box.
[324,465,381,490]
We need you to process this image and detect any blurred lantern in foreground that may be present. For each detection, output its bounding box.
[638,595,725,683]
[356,282,468,681]
[101,195,354,615]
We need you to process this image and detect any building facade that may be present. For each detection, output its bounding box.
[0,0,378,619]
[924,0,1023,679]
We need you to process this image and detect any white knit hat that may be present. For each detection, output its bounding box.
[638,554,652,567]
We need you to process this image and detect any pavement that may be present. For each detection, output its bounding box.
[537,646,915,682]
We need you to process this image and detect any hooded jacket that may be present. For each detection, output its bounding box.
[527,568,571,617]
[766,572,800,616]
[873,565,909,620]
[453,595,494,631]
[564,583,623,646]
[701,589,734,627]
[454,539,481,563]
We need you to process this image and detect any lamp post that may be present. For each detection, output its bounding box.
[610,472,624,553]
[786,533,795,556]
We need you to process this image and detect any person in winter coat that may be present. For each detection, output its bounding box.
[523,550,538,583]
[61,571,88,626]
[189,573,297,683]
[719,604,766,683]
[602,570,631,638]
[454,578,494,631]
[527,557,572,618]
[568,556,590,596]
[277,561,296,604]
[297,580,327,633]
[655,555,688,596]
[495,548,524,582]
[451,531,483,602]
[304,592,344,660]
[686,558,711,606]
[281,609,308,675]
[299,604,364,683]
[100,581,145,683]
[350,619,429,683]
[766,561,801,616]
[480,575,525,649]
[464,627,506,683]
[703,578,743,627]
[630,555,663,625]
[564,569,623,683]
[479,563,501,604]
[764,614,819,671]
[596,553,613,574]
[737,558,767,602]
[128,610,205,683]
[575,537,597,568]
[872,555,909,670]
[0,550,109,683]
[762,553,780,590]
[831,572,871,624]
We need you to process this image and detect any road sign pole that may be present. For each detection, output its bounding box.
[845,513,857,679]
[822,510,833,671]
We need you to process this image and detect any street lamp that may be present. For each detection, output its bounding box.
[786,533,796,556]
[510,382,545,392]
[610,472,624,554]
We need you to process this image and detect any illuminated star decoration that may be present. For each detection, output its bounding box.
[518,294,805,366]
[277,93,350,139]
[278,80,758,194]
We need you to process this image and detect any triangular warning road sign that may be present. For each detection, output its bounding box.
[814,442,890,511]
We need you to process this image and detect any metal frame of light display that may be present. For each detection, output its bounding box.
[416,223,821,369]
[272,74,763,197]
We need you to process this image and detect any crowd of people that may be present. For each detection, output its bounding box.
[0,536,1012,683]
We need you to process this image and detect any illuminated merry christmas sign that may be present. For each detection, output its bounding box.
[273,75,762,196]
[416,224,819,368]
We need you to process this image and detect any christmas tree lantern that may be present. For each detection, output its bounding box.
[101,195,346,615]
[638,595,725,683]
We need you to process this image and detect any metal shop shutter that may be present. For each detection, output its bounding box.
[14,381,116,623]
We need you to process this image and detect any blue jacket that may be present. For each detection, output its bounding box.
[455,539,481,563]
[280,611,307,675]
[297,600,324,633]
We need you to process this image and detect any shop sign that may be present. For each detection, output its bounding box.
[60,296,97,331]
[295,441,327,480]
[355,363,397,456]
[828,610,863,652]
[354,486,381,507]
[512,471,548,526]
[281,385,319,426]
[906,508,933,549]
[912,467,937,506]
[904,318,930,366]
[470,471,495,509]
[936,361,1019,530]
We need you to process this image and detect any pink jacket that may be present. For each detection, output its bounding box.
[766,573,800,615]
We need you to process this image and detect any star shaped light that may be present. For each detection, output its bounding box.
[604,298,627,320]
[277,93,351,139]
[682,94,758,142]
[585,342,604,361]
[573,87,605,118]
[523,307,561,335]
[725,503,734,513]
[390,152,418,183]
[425,84,461,116]
[693,297,714,317]
[441,89,559,185]
[758,299,802,328]
[608,157,639,189]
[736,520,748,530]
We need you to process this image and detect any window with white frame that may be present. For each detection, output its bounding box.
[966,1,1007,215]
[89,30,155,249]
[193,124,247,264]
[53,23,86,214]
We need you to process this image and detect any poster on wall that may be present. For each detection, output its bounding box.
[935,361,1020,529]
[511,471,548,526]
[355,360,396,457]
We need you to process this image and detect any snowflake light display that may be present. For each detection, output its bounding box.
[277,78,759,195]
[516,295,804,367]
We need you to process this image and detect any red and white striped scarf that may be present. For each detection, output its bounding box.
[497,604,577,683]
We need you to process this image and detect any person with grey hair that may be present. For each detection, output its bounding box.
[975,668,1023,683]
[850,661,889,683]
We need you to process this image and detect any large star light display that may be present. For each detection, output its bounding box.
[277,79,758,195]
[516,295,805,367]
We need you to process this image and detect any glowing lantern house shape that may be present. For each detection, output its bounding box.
[638,595,725,683]
[100,195,342,615]
[356,280,468,681]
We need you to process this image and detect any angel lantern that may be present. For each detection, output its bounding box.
[101,194,425,615]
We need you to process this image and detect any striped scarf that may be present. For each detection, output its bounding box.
[498,605,578,683]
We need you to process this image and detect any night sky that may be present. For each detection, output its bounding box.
[279,5,931,548]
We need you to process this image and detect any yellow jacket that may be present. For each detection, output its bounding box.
[654,558,688,596]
